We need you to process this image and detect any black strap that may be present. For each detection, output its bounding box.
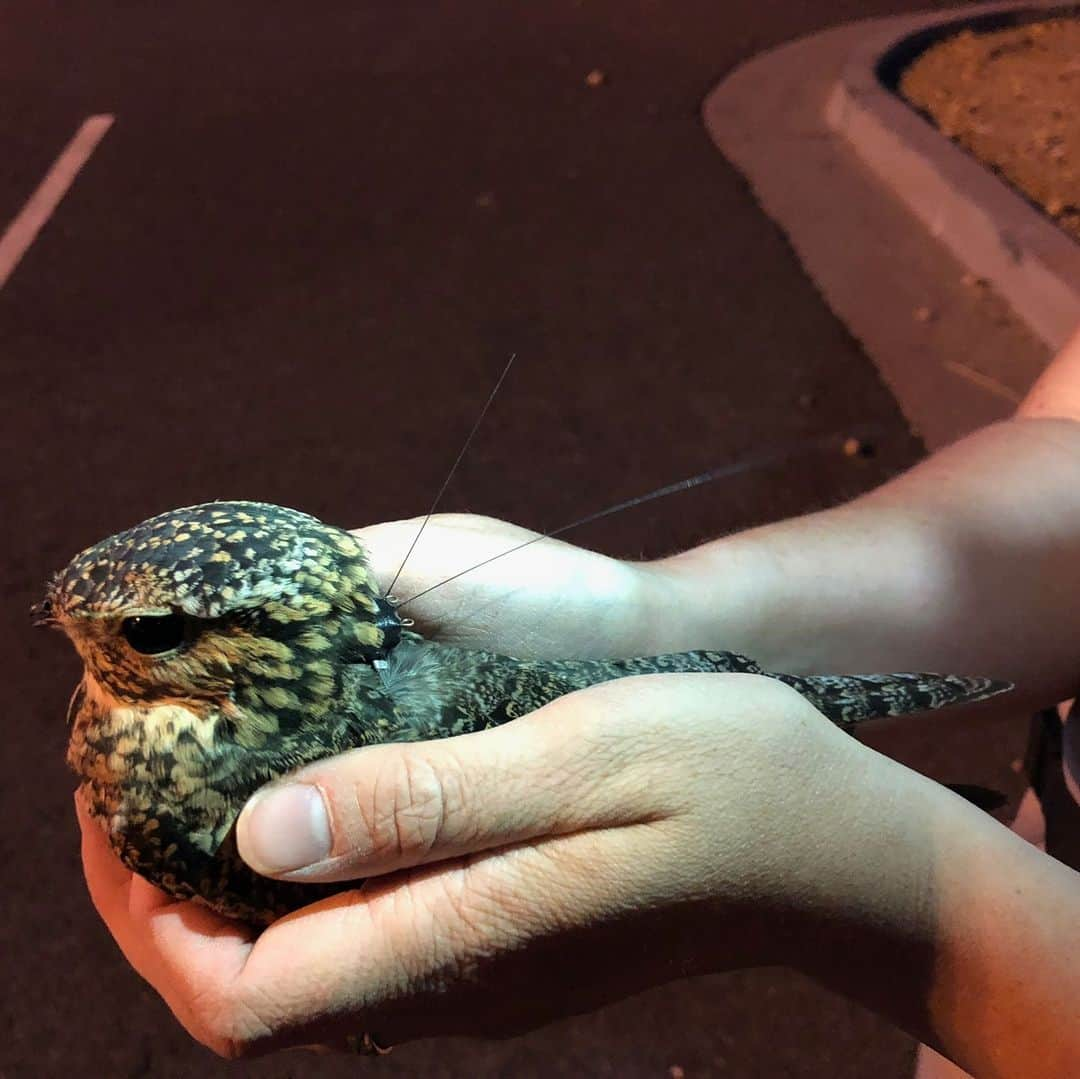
[371,596,402,658]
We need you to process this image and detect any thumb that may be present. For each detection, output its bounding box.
[235,679,672,883]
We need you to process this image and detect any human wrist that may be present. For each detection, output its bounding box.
[674,687,936,979]
[787,749,940,1004]
[790,755,1080,1073]
[643,492,969,677]
[640,534,793,662]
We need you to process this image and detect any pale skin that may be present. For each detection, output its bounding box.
[78,330,1080,1074]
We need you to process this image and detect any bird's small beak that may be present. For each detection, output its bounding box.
[30,597,57,628]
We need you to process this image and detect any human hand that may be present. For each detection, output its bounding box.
[78,671,918,1057]
[352,513,664,659]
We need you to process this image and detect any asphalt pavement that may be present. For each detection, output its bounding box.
[3,2,1013,1076]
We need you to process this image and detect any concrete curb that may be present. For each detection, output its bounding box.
[703,16,1051,450]
[826,1,1080,351]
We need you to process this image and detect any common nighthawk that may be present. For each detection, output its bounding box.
[37,501,1010,925]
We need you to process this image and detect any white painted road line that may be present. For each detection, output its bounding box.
[0,113,114,290]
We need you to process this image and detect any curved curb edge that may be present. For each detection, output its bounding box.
[826,1,1080,351]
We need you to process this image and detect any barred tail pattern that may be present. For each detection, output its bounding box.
[531,648,1012,732]
[769,670,1013,730]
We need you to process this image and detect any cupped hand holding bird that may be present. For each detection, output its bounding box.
[75,513,946,1056]
[80,665,922,1057]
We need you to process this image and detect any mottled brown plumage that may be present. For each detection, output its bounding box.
[39,501,1010,924]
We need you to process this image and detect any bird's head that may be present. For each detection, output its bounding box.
[38,502,401,748]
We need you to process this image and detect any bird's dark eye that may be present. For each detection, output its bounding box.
[121,614,186,655]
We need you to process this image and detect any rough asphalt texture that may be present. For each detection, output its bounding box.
[4,2,1025,1076]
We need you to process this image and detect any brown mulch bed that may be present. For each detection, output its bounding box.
[900,17,1080,241]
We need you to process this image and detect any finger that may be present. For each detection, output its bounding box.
[233,810,685,1049]
[77,787,253,955]
[236,676,684,883]
[76,790,175,980]
[121,897,260,1058]
[76,790,136,909]
[77,792,258,1049]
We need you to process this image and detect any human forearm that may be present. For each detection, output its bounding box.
[646,417,1080,707]
[797,749,1080,1077]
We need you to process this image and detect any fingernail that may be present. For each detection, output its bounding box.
[243,784,332,873]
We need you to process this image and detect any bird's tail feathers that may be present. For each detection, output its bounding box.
[771,670,1013,729]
